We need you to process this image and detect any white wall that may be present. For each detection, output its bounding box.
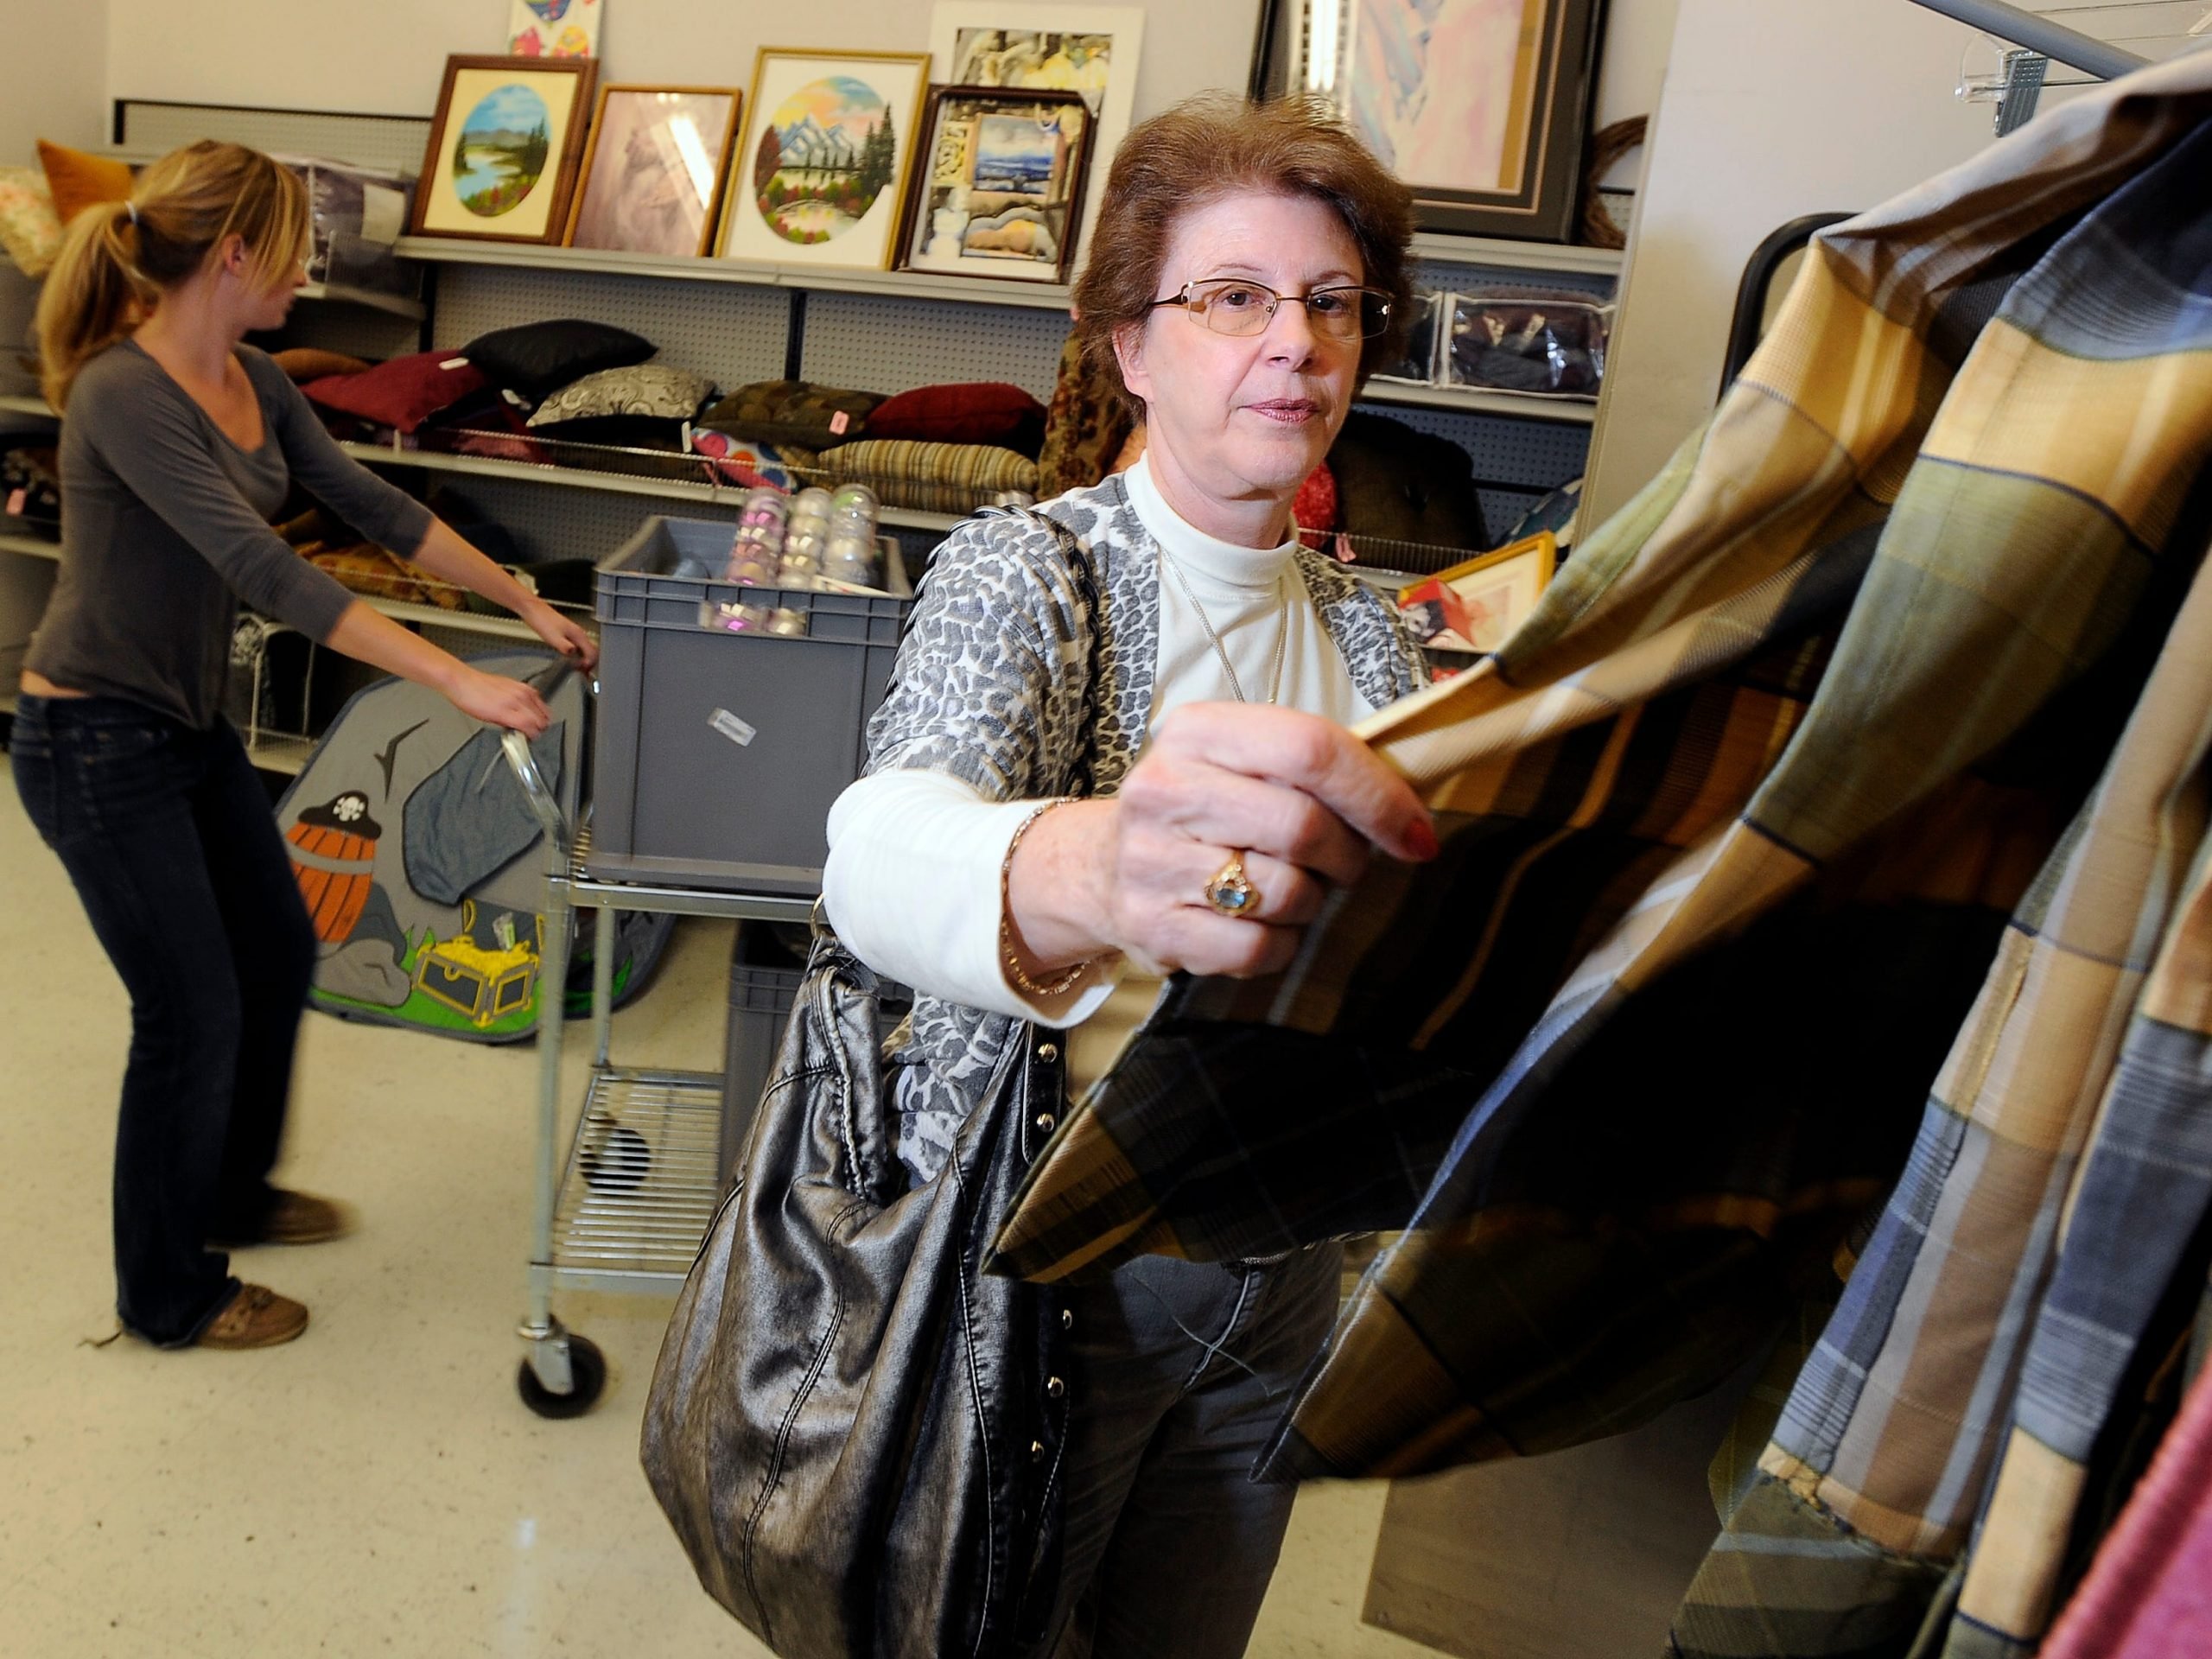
[104,0,1262,131]
[4,0,111,162]
[1583,0,1997,524]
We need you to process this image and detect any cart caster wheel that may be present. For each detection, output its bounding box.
[518,1334,607,1419]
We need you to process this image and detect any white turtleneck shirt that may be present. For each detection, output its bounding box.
[822,454,1375,1096]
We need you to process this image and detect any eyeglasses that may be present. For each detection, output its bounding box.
[1149,278,1393,343]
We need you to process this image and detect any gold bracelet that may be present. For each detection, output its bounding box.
[1001,797,1094,1000]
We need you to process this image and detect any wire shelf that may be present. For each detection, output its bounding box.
[548,1069,728,1287]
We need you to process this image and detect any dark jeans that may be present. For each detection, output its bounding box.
[10,696,315,1344]
[1042,1243,1343,1659]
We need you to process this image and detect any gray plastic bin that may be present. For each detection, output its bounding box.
[721,922,909,1180]
[589,516,916,894]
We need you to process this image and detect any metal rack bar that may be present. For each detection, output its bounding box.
[1909,0,2153,79]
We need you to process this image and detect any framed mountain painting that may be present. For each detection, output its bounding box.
[716,48,931,270]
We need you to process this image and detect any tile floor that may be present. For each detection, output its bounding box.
[0,782,1439,1658]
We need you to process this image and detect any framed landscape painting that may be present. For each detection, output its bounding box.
[717,48,930,270]
[926,3,1143,265]
[896,86,1092,283]
[413,55,598,244]
[566,84,741,257]
[1294,0,1604,241]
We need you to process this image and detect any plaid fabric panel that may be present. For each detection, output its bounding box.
[1675,206,2212,1659]
[988,57,2212,1508]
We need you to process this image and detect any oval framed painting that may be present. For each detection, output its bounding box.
[718,48,930,270]
[414,55,600,245]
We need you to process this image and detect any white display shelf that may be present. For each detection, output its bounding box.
[336,439,966,532]
[368,595,551,640]
[1360,381,1599,425]
[0,531,61,561]
[1409,232,1624,276]
[0,393,57,419]
[296,280,425,321]
[392,236,1077,312]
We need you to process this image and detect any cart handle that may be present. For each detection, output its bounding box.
[501,727,569,849]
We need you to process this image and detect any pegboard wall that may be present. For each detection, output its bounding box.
[800,292,1072,403]
[429,266,792,396]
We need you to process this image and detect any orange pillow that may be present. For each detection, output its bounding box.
[38,140,133,226]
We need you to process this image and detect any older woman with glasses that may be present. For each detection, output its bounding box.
[823,92,1436,1656]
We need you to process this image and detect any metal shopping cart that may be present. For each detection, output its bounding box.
[499,725,811,1418]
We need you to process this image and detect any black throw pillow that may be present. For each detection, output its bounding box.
[461,319,656,403]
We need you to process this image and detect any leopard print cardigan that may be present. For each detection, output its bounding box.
[863,471,1428,1182]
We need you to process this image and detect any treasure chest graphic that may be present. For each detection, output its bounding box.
[414,900,544,1029]
[286,790,383,943]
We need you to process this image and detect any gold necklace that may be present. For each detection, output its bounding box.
[1158,543,1291,706]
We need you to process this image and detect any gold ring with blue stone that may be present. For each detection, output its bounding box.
[1204,852,1261,918]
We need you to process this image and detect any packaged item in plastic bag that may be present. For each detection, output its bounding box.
[1446,292,1611,397]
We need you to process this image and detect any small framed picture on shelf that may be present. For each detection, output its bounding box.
[927,3,1144,262]
[895,86,1091,283]
[412,55,599,245]
[566,85,742,257]
[717,48,931,270]
[1398,531,1557,655]
[1290,0,1605,242]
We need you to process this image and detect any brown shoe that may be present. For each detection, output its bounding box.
[196,1283,308,1350]
[212,1189,354,1247]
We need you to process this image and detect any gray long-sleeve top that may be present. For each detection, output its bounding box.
[25,338,435,728]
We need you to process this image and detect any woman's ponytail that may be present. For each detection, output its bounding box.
[32,142,309,412]
[35,199,144,412]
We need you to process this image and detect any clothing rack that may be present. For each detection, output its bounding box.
[1909,0,2153,79]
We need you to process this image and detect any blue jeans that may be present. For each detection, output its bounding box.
[10,696,315,1344]
[1042,1243,1343,1658]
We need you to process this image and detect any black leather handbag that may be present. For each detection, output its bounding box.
[642,510,1096,1657]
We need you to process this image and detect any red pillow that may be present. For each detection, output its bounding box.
[865,382,1046,453]
[302,352,488,435]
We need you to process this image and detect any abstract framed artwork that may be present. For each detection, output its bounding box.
[1294,0,1605,242]
[716,48,931,270]
[566,85,741,257]
[896,86,1092,283]
[925,3,1143,264]
[508,0,601,59]
[412,55,598,245]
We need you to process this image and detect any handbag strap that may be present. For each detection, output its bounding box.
[1000,503,1105,801]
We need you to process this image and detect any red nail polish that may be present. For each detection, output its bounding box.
[1407,819,1440,861]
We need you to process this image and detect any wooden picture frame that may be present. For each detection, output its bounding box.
[894,86,1092,284]
[1294,0,1605,242]
[564,84,742,257]
[411,54,599,245]
[715,48,931,270]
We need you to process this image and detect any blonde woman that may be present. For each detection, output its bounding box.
[14,142,595,1351]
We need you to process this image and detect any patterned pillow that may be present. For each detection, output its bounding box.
[0,168,63,278]
[696,379,885,450]
[821,440,1039,516]
[524,364,717,429]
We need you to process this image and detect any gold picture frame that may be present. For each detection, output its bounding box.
[565,84,743,257]
[715,48,931,270]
